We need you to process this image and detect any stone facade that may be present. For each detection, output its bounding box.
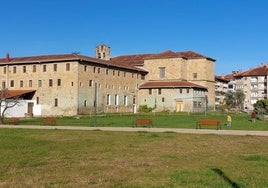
[0,54,146,117]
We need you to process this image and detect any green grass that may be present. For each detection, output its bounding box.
[13,111,268,131]
[0,129,267,187]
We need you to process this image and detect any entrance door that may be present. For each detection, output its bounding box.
[27,102,34,116]
[176,101,184,112]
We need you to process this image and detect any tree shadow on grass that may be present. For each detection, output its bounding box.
[212,168,241,188]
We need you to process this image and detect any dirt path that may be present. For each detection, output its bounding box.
[1,125,268,136]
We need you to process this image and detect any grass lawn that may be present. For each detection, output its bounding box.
[16,112,268,131]
[0,128,267,187]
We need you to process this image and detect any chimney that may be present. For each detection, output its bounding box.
[6,53,10,62]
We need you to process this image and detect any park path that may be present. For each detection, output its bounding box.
[1,125,268,136]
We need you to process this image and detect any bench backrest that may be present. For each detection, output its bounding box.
[199,119,221,125]
[135,119,153,124]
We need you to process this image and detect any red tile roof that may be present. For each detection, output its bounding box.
[139,80,207,90]
[0,54,147,73]
[111,50,215,66]
[0,90,36,99]
[241,65,268,76]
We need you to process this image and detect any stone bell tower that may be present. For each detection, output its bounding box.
[95,44,110,60]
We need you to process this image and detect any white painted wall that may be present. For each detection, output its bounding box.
[2,100,41,118]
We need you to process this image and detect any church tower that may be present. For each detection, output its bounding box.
[95,44,110,60]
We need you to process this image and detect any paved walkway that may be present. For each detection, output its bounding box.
[1,125,268,136]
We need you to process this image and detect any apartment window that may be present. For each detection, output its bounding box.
[3,67,6,74]
[115,94,119,105]
[20,80,23,88]
[107,94,111,105]
[193,73,197,79]
[29,80,32,87]
[66,63,70,71]
[53,64,57,72]
[13,67,16,74]
[38,80,42,87]
[23,66,26,73]
[54,98,58,107]
[158,88,162,95]
[49,79,53,87]
[149,89,152,95]
[159,67,165,78]
[57,79,61,86]
[89,80,93,87]
[2,81,6,89]
[43,65,47,72]
[33,65,36,72]
[10,80,14,87]
[36,97,39,105]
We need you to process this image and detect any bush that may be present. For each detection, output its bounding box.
[138,105,153,113]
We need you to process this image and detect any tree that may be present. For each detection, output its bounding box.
[224,89,245,109]
[234,89,245,110]
[0,88,20,124]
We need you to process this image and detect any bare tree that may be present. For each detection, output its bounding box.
[0,88,20,124]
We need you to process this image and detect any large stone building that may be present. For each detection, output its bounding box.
[0,45,216,117]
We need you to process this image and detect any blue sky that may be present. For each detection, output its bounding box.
[1,0,268,75]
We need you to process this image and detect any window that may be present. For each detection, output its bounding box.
[84,100,87,107]
[180,88,182,93]
[193,73,197,79]
[113,70,115,76]
[107,94,111,105]
[38,80,42,87]
[159,67,165,78]
[162,97,165,102]
[124,96,128,106]
[66,63,70,71]
[89,80,93,87]
[141,75,145,80]
[49,79,53,87]
[53,64,57,72]
[23,66,26,73]
[54,98,58,107]
[158,88,162,95]
[93,67,96,73]
[13,67,16,74]
[118,71,120,76]
[149,89,152,95]
[115,94,119,105]
[33,65,36,72]
[43,65,47,72]
[2,81,6,88]
[29,80,32,87]
[84,66,87,72]
[57,79,61,86]
[36,97,39,105]
[20,80,23,88]
[106,69,109,75]
[98,68,100,73]
[3,67,6,74]
[187,88,189,93]
[10,80,14,87]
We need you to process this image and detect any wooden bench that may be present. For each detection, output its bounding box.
[133,119,153,127]
[196,119,221,130]
[7,118,20,125]
[43,117,57,125]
